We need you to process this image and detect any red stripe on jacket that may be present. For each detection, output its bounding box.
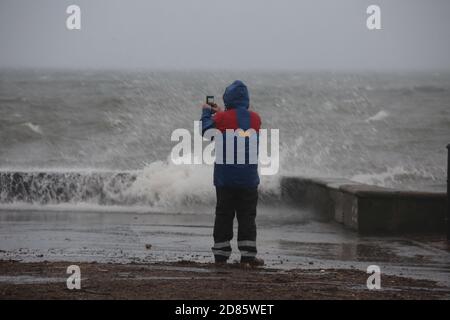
[213,109,261,133]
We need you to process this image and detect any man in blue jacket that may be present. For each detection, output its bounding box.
[201,80,264,266]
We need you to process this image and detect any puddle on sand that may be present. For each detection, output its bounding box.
[0,275,67,285]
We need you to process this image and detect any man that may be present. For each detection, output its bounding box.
[200,80,264,266]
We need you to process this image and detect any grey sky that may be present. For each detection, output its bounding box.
[1,0,450,70]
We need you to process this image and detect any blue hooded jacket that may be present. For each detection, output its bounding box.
[201,80,261,188]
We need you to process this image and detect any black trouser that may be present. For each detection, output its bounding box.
[212,187,258,262]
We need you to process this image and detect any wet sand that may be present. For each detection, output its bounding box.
[0,208,449,299]
[1,260,449,300]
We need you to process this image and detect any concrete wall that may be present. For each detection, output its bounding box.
[281,176,447,234]
[0,171,138,205]
[1,171,447,234]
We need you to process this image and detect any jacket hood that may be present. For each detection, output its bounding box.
[223,80,250,110]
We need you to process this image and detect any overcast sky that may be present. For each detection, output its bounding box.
[1,0,450,70]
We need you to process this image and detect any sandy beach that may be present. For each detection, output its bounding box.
[1,260,449,300]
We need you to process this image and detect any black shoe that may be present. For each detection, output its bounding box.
[240,257,264,267]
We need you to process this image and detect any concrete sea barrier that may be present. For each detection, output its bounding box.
[0,171,139,206]
[281,176,447,234]
[0,171,447,235]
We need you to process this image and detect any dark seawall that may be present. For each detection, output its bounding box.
[281,176,447,235]
[0,171,447,234]
[0,171,139,206]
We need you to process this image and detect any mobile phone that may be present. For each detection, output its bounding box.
[206,96,214,106]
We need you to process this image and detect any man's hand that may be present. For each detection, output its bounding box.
[211,103,223,113]
[202,103,223,113]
